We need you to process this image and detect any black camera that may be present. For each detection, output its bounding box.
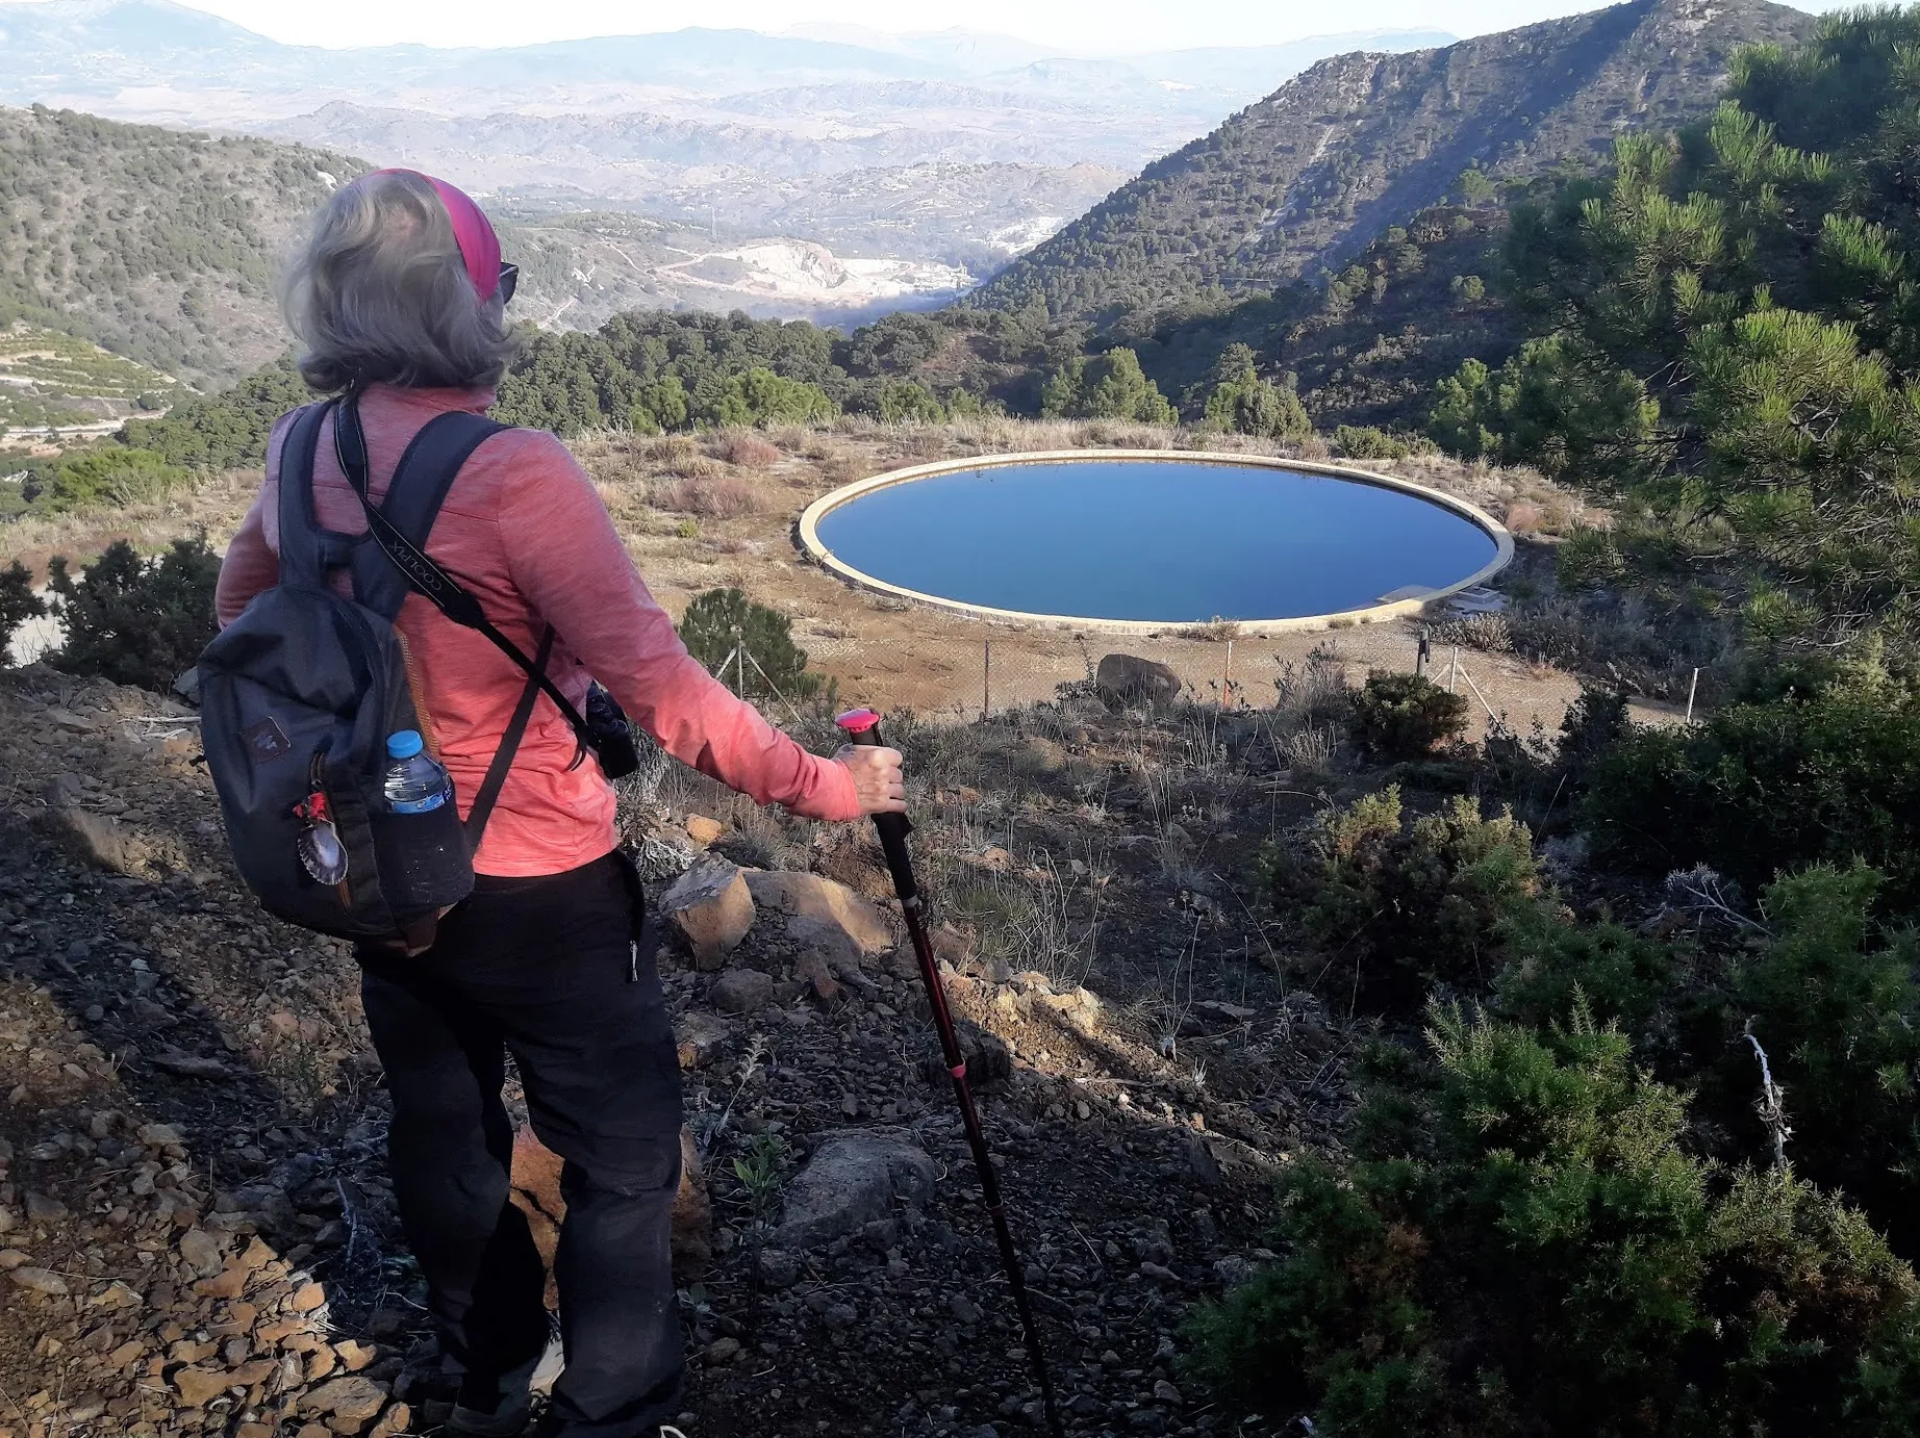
[586,683,642,780]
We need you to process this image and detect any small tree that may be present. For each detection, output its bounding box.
[1040,348,1176,424]
[0,559,46,665]
[877,379,946,424]
[1205,346,1312,439]
[1426,335,1659,475]
[1349,671,1469,758]
[628,375,689,434]
[47,536,220,691]
[1280,786,1543,1004]
[677,588,821,700]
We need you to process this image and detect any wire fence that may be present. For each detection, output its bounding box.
[758,612,1634,736]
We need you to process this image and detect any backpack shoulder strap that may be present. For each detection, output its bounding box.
[331,392,603,769]
[273,402,337,590]
[349,409,507,620]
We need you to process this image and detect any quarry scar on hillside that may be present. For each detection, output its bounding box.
[796,450,1515,634]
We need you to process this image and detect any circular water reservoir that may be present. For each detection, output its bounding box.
[800,452,1511,630]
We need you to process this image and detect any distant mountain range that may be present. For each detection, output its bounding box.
[0,2,1454,129]
[967,0,1817,322]
[0,0,1453,269]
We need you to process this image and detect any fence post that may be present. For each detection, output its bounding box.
[1224,639,1234,708]
[982,639,991,720]
[1416,626,1431,678]
[1447,647,1459,694]
[1686,667,1700,724]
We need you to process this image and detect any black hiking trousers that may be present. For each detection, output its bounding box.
[358,853,683,1438]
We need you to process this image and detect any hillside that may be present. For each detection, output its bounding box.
[0,105,1011,388]
[966,0,1815,324]
[0,107,364,385]
[0,326,185,442]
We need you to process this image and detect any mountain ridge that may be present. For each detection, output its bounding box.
[965,0,1817,322]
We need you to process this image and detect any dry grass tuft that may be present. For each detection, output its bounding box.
[650,474,762,518]
[712,431,782,469]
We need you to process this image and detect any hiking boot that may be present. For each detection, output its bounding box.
[448,1333,564,1437]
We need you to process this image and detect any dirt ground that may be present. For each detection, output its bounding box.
[0,655,1377,1438]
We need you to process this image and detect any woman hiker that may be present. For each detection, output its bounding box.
[214,168,906,1438]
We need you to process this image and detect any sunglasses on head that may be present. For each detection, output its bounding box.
[497,262,518,305]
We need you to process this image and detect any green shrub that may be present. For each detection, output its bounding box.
[690,367,835,429]
[1281,787,1542,1005]
[1583,677,1920,902]
[876,379,947,424]
[1425,337,1658,476]
[1350,671,1469,759]
[677,588,823,701]
[1333,425,1427,461]
[1186,1005,1920,1435]
[1039,348,1176,424]
[1717,865,1920,1248]
[0,559,46,662]
[1554,525,1629,590]
[22,446,191,512]
[1494,899,1677,1032]
[119,356,310,470]
[1204,347,1312,439]
[627,375,689,434]
[47,536,219,690]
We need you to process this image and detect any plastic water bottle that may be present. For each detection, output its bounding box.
[382,730,453,813]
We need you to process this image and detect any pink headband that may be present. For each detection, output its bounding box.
[369,168,502,301]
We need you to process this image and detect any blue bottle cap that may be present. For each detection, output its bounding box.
[386,730,425,760]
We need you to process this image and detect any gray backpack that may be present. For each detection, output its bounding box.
[198,395,598,947]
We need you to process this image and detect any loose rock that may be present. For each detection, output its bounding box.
[303,1374,390,1423]
[660,859,756,969]
[773,1128,938,1250]
[7,1266,67,1295]
[708,968,774,1016]
[1095,653,1182,705]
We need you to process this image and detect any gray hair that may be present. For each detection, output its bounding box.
[281,170,517,393]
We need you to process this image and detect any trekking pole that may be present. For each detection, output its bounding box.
[836,708,1068,1438]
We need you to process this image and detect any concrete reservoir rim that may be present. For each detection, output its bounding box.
[795,449,1516,635]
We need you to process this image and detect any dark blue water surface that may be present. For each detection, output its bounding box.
[815,459,1499,622]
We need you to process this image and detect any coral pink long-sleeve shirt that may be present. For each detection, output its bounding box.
[215,383,859,876]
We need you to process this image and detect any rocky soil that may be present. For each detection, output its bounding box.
[0,662,1348,1438]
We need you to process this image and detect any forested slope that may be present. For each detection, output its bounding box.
[965,0,1813,325]
[0,106,366,384]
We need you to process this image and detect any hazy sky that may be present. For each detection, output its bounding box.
[0,0,1860,53]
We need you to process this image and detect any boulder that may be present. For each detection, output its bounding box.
[708,969,773,1016]
[1036,984,1104,1035]
[745,870,892,961]
[684,815,726,848]
[1096,653,1182,705]
[510,1124,712,1304]
[772,1128,938,1250]
[659,859,755,969]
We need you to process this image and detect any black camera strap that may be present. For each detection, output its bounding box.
[330,392,597,770]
